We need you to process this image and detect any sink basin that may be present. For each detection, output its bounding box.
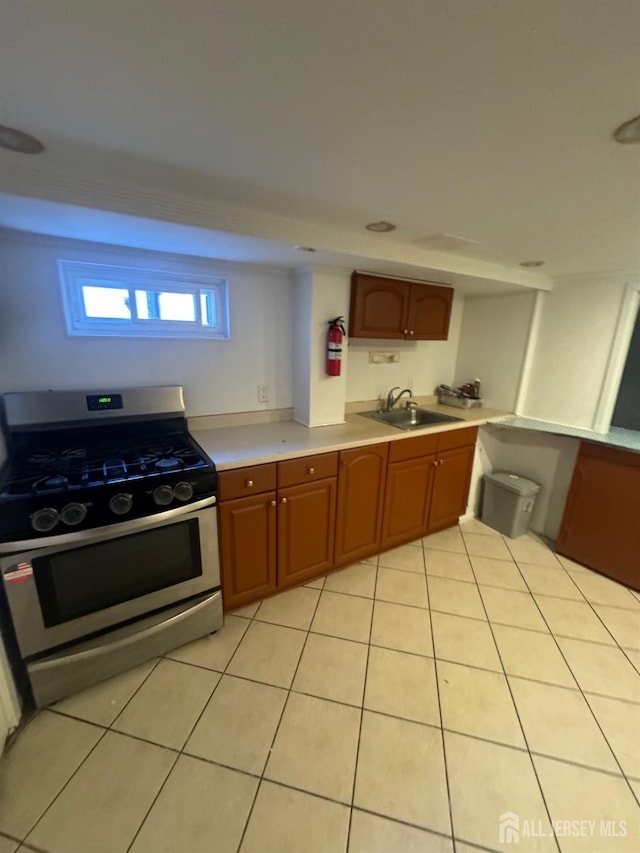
[360,407,464,430]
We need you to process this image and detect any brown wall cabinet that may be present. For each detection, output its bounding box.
[349,271,454,341]
[218,454,338,610]
[334,443,389,566]
[557,442,640,591]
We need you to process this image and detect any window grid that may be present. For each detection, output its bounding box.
[58,261,230,340]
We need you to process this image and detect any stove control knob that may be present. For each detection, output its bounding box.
[109,493,133,516]
[60,502,88,526]
[153,485,174,506]
[31,507,60,533]
[173,481,194,502]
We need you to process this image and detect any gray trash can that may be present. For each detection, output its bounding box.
[481,472,541,538]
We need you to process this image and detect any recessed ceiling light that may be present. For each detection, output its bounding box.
[613,114,640,144]
[519,260,545,268]
[365,221,397,233]
[0,125,44,154]
[294,246,316,252]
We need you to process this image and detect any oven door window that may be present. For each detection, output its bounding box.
[33,519,203,627]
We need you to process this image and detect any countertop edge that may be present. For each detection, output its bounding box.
[487,416,640,454]
[192,405,508,471]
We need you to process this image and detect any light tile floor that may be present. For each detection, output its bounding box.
[1,521,639,853]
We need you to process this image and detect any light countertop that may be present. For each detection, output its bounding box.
[192,403,507,470]
[489,415,640,454]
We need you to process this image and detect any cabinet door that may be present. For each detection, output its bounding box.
[218,492,277,611]
[408,283,454,340]
[557,444,640,589]
[277,478,337,589]
[334,444,389,566]
[428,445,475,532]
[349,273,410,339]
[381,456,436,550]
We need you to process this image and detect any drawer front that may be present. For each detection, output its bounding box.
[278,452,338,488]
[388,433,439,462]
[218,463,277,501]
[437,426,478,452]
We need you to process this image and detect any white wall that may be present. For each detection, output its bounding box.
[454,291,535,411]
[292,268,313,425]
[346,292,464,402]
[308,268,349,426]
[523,274,629,429]
[477,425,580,539]
[0,229,293,417]
[0,637,21,755]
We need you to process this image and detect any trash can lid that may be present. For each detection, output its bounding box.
[484,471,542,496]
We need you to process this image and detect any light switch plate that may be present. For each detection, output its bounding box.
[257,384,269,403]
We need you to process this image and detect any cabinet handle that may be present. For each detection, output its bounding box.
[270,500,277,507]
[308,467,315,474]
[281,497,288,504]
[432,460,438,468]
[246,480,254,487]
[409,330,415,335]
[403,329,409,335]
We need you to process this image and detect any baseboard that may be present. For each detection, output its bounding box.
[458,511,477,525]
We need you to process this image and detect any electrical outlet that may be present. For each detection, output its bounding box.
[257,384,269,403]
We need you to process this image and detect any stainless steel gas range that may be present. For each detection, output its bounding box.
[0,385,223,707]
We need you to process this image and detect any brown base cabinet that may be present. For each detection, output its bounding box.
[380,427,478,551]
[557,442,640,591]
[381,434,438,549]
[218,454,338,611]
[277,478,336,589]
[334,443,388,567]
[219,491,277,610]
[218,428,478,610]
[429,443,476,532]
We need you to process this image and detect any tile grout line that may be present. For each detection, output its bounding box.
[13,536,637,848]
[461,531,563,853]
[124,653,227,853]
[48,684,640,784]
[510,548,640,802]
[232,577,328,853]
[18,725,110,846]
[423,538,457,853]
[345,557,379,852]
[526,548,640,802]
[16,656,167,846]
[47,698,640,786]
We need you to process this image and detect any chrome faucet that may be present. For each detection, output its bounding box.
[384,386,413,412]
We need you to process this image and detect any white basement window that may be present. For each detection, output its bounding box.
[58,260,230,339]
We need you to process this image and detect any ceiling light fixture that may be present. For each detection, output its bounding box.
[0,125,44,154]
[365,221,397,233]
[519,260,545,268]
[613,114,640,144]
[294,246,316,252]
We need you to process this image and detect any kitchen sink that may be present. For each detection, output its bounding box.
[360,407,464,430]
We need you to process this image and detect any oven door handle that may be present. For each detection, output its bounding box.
[0,495,217,554]
[29,593,217,672]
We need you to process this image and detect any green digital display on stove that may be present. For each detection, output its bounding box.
[86,393,123,411]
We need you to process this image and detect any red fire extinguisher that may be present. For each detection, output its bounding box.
[327,316,346,376]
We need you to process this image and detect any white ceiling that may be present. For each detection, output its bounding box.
[0,0,638,279]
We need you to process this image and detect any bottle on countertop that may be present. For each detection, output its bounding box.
[473,378,481,399]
